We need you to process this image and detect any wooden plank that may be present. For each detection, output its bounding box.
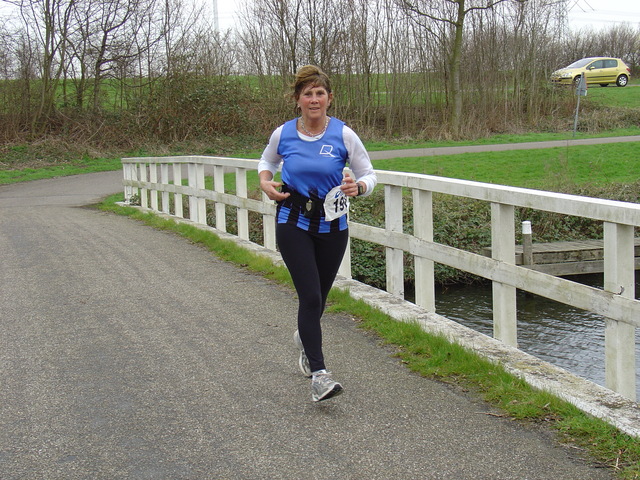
[482,238,640,275]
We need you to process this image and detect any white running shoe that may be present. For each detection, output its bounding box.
[293,330,312,377]
[311,370,343,402]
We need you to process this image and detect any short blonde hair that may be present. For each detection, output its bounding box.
[291,65,332,101]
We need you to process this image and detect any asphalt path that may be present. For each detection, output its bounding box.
[368,134,640,160]
[0,148,622,479]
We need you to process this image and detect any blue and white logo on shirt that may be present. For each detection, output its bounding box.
[319,145,336,157]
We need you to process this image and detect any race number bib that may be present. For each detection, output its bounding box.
[323,185,350,221]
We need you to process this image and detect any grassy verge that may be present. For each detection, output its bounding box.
[0,157,122,184]
[2,127,639,185]
[364,126,640,151]
[371,142,640,189]
[97,192,640,478]
[584,81,640,109]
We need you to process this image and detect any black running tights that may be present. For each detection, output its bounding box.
[276,223,349,373]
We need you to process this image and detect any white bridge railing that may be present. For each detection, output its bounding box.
[122,155,640,402]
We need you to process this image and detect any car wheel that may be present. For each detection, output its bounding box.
[573,75,581,86]
[616,75,628,87]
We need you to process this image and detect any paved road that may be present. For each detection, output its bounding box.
[368,134,640,160]
[0,158,619,478]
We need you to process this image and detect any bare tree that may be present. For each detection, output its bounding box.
[596,23,638,63]
[238,0,302,77]
[1,0,638,146]
[12,0,75,132]
[89,0,157,111]
[396,0,512,134]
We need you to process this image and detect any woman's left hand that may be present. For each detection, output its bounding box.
[341,175,360,197]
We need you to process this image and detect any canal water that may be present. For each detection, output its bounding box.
[431,273,640,398]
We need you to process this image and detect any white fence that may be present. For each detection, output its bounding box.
[122,155,640,402]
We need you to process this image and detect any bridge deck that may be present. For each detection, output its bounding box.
[484,238,640,276]
[3,142,633,478]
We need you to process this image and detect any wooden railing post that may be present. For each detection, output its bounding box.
[196,164,206,224]
[236,168,249,241]
[491,203,517,347]
[339,236,352,279]
[173,164,183,218]
[149,163,158,212]
[604,221,636,401]
[139,163,148,209]
[129,163,139,202]
[160,163,169,214]
[188,163,206,225]
[214,165,226,232]
[262,191,276,251]
[188,163,197,223]
[385,184,404,298]
[122,162,132,204]
[413,189,435,312]
[522,221,533,265]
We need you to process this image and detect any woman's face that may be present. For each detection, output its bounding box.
[297,84,333,121]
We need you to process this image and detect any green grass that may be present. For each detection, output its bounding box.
[212,135,640,196]
[363,126,640,151]
[584,80,640,108]
[95,192,640,478]
[0,157,122,184]
[5,125,640,186]
[372,142,640,189]
[4,140,639,191]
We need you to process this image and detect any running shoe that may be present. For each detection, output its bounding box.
[293,330,312,377]
[311,370,343,402]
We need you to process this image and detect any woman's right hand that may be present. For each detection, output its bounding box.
[260,179,290,202]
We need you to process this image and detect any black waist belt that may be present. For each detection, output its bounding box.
[281,184,323,218]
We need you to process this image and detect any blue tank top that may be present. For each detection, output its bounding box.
[276,117,349,233]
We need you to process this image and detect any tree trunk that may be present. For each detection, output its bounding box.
[449,0,465,136]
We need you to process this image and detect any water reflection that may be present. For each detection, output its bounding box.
[433,273,640,398]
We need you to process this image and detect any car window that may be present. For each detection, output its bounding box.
[590,60,604,69]
[567,58,593,68]
[604,59,617,68]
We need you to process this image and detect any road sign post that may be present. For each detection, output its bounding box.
[573,72,587,137]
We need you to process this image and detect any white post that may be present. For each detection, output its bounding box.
[139,163,148,209]
[385,184,404,298]
[128,162,139,202]
[149,163,158,212]
[491,203,517,347]
[262,191,277,251]
[188,163,198,223]
[122,163,131,204]
[522,220,533,265]
[196,164,206,225]
[339,236,352,279]
[173,163,183,218]
[413,189,435,311]
[160,164,169,214]
[214,165,226,232]
[188,163,205,224]
[604,221,636,400]
[236,168,249,240]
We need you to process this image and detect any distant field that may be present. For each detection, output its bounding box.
[580,78,640,108]
[2,137,639,194]
[371,142,640,190]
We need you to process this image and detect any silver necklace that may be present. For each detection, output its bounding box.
[299,116,329,137]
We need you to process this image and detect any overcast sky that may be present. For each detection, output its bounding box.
[567,0,640,29]
[213,0,640,32]
[1,0,638,32]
